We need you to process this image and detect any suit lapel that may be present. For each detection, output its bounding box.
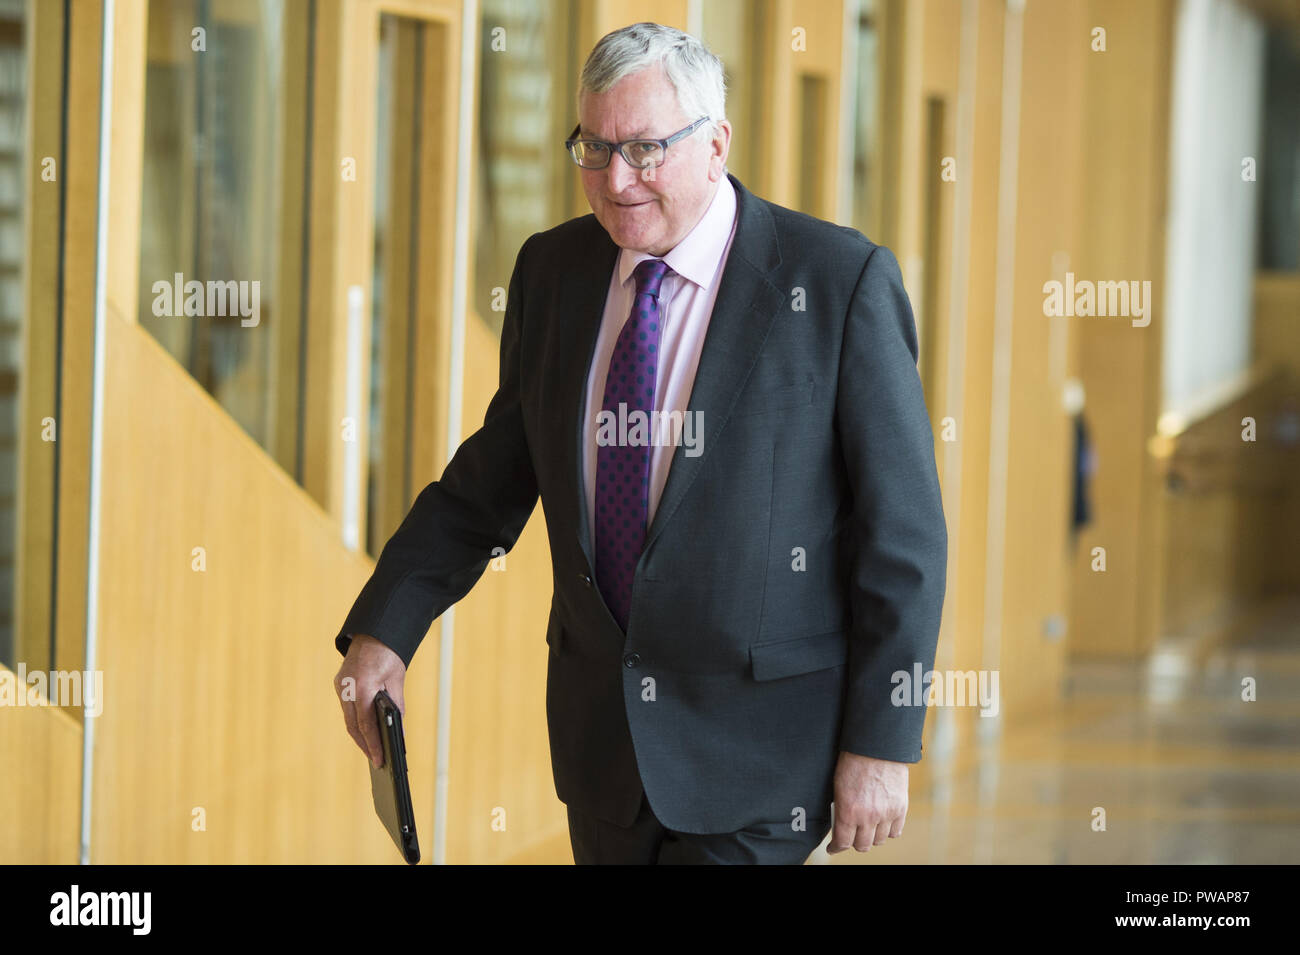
[642,174,785,552]
[563,226,619,572]
[563,173,785,573]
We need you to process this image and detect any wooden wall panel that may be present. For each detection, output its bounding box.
[1251,274,1300,593]
[948,0,1001,741]
[1254,274,1300,374]
[589,0,690,44]
[752,0,847,213]
[917,0,988,780]
[104,0,146,328]
[995,0,1086,729]
[442,313,560,863]
[1066,0,1175,659]
[92,316,441,863]
[0,667,82,863]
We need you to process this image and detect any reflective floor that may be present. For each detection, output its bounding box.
[817,595,1300,865]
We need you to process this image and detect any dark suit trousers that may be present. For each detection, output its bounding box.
[566,792,832,864]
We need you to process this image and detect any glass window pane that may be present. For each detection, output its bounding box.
[0,0,25,668]
[475,0,578,337]
[1257,30,1300,271]
[137,0,308,467]
[368,13,428,558]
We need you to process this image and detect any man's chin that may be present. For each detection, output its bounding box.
[601,223,658,254]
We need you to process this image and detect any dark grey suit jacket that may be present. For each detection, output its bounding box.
[336,172,947,834]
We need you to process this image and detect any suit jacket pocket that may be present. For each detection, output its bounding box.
[749,628,848,681]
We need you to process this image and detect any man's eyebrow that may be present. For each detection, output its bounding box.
[578,126,655,139]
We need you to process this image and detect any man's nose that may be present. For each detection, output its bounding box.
[605,150,647,193]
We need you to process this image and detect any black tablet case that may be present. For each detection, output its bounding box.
[369,690,420,864]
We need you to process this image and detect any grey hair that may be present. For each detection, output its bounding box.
[578,22,727,134]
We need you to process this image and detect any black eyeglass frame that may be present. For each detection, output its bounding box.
[563,116,712,169]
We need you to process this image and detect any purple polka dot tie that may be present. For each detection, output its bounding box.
[594,258,672,632]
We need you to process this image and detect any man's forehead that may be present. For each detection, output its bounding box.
[578,70,683,138]
[577,120,661,138]
[577,109,689,139]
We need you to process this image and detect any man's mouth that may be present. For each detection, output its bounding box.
[613,199,652,207]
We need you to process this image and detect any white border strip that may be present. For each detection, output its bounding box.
[342,285,364,551]
[81,0,116,865]
[433,0,477,867]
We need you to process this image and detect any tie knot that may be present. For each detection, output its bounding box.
[633,258,671,299]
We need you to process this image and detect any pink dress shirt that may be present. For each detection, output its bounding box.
[583,175,740,552]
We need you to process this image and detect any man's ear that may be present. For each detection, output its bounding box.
[709,119,732,179]
[714,120,732,158]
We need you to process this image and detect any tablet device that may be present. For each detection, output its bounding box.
[369,689,420,864]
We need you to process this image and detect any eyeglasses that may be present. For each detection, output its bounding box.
[564,117,711,170]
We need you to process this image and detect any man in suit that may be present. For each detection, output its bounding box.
[334,22,947,864]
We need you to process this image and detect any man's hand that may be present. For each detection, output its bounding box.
[827,751,909,853]
[334,634,407,769]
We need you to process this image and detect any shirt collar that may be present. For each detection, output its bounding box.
[616,175,737,292]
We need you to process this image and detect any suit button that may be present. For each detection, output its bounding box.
[579,572,592,588]
[623,652,640,668]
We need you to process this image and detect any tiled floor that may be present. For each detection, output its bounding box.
[818,595,1300,865]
